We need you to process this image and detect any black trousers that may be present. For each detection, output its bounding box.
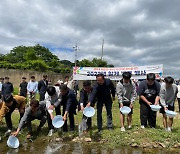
[26,115,47,134]
[81,115,92,131]
[39,92,46,101]
[97,99,113,131]
[140,102,157,128]
[177,98,180,112]
[20,92,27,98]
[55,104,61,115]
[5,105,24,130]
[62,106,75,132]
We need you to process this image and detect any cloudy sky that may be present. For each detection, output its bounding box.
[0,0,180,78]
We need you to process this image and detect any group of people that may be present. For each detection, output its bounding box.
[0,72,179,140]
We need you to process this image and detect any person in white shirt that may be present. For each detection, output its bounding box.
[64,76,73,89]
[44,86,61,136]
[27,76,38,106]
[177,79,180,112]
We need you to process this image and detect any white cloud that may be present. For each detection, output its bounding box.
[0,0,180,78]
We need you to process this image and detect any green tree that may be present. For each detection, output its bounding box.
[24,48,37,61]
[92,58,107,67]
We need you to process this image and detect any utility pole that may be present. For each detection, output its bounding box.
[101,39,104,60]
[73,43,78,67]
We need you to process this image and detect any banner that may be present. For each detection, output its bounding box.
[73,64,163,80]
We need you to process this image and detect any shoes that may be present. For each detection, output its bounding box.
[128,125,132,129]
[69,128,75,131]
[141,125,145,129]
[26,133,32,139]
[121,127,125,132]
[5,129,12,136]
[48,129,54,136]
[167,127,171,132]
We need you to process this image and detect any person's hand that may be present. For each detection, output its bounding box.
[120,103,123,108]
[164,106,168,111]
[63,115,67,121]
[12,131,18,137]
[48,105,54,110]
[130,103,133,108]
[50,114,54,120]
[86,102,91,107]
[154,102,159,105]
[112,97,115,101]
[147,101,152,106]
[81,106,84,111]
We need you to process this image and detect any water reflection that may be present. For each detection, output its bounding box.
[0,139,179,154]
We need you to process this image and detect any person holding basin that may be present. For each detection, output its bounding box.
[12,100,52,139]
[60,84,78,132]
[79,80,95,133]
[137,73,160,128]
[159,76,178,132]
[116,72,137,132]
[87,74,115,133]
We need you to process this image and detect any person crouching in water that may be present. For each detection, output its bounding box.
[159,76,178,132]
[60,84,78,132]
[116,72,137,132]
[0,94,26,135]
[79,80,94,133]
[12,100,52,139]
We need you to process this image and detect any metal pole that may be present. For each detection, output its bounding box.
[73,43,77,67]
[101,39,104,60]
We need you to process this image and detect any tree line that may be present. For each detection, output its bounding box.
[0,44,114,73]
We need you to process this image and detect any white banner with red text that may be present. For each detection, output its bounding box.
[73,64,163,80]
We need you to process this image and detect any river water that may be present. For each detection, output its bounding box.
[0,138,179,154]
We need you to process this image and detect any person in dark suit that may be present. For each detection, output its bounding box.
[19,77,28,97]
[38,75,48,101]
[79,80,94,132]
[88,74,115,132]
[60,84,78,132]
[2,77,14,98]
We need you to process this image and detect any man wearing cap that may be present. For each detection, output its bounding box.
[0,94,26,135]
[116,72,137,132]
[12,99,52,139]
[38,75,48,101]
[19,77,28,97]
[2,77,14,98]
[138,73,160,128]
[87,74,115,133]
[79,80,94,133]
[159,76,178,132]
[60,84,78,132]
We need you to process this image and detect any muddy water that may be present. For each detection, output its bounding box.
[0,138,179,154]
